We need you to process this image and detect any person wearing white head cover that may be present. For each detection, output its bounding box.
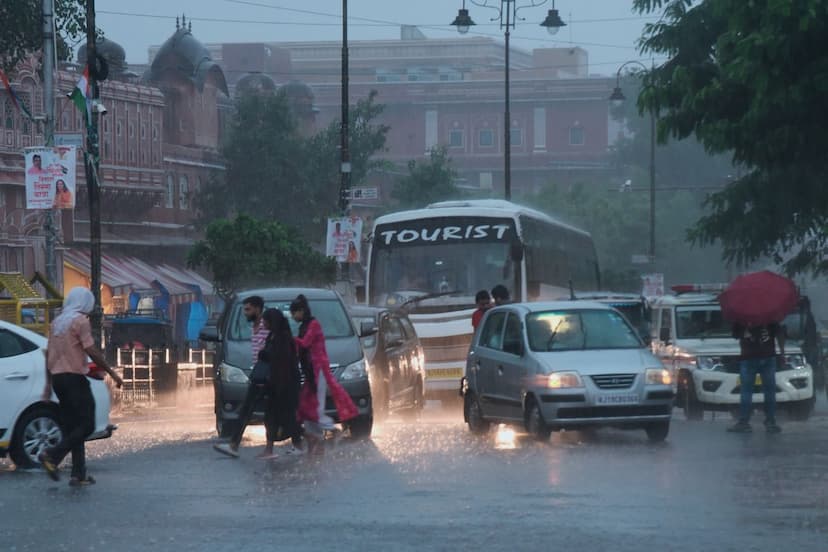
[40,287,122,486]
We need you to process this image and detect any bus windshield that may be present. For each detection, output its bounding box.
[369,242,514,305]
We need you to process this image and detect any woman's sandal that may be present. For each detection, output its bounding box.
[38,452,60,482]
[69,475,96,487]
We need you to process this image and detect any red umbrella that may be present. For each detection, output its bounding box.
[718,271,799,326]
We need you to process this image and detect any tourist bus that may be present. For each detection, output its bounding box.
[364,200,600,403]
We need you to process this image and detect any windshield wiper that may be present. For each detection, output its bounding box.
[546,318,565,351]
[396,290,463,311]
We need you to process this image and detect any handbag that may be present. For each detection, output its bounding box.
[250,359,271,385]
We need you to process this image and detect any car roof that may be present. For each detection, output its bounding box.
[651,293,720,306]
[0,319,48,347]
[235,287,339,302]
[573,291,645,303]
[348,305,385,317]
[492,301,615,313]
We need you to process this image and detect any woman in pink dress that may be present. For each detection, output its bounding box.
[290,295,358,455]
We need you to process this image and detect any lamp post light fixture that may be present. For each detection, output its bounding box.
[451,0,565,201]
[610,60,657,265]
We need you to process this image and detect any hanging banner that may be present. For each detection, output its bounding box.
[326,216,363,263]
[24,146,77,210]
[642,273,665,298]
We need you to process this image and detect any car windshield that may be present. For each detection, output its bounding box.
[527,309,642,352]
[675,305,731,339]
[228,298,354,341]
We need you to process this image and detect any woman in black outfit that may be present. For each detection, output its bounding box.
[258,308,303,457]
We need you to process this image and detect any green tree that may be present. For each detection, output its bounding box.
[187,214,335,298]
[197,90,389,242]
[532,179,727,291]
[392,146,459,209]
[633,0,828,275]
[1,0,87,72]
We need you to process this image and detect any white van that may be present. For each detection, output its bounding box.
[650,286,815,420]
[0,321,115,469]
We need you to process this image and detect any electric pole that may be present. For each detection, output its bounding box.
[85,0,103,346]
[42,0,57,286]
[337,0,351,287]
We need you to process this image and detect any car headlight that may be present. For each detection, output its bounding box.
[341,359,368,381]
[645,368,672,385]
[696,356,724,371]
[547,371,583,389]
[783,354,806,370]
[220,362,249,384]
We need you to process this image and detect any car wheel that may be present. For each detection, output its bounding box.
[681,373,704,421]
[645,421,670,442]
[216,417,240,440]
[788,395,816,421]
[525,399,551,441]
[347,415,373,439]
[464,393,490,435]
[9,407,63,469]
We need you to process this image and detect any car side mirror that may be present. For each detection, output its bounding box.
[659,327,671,344]
[359,321,378,338]
[355,285,366,304]
[504,341,524,357]
[199,326,220,343]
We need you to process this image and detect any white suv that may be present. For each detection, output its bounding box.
[0,320,115,469]
[650,291,815,420]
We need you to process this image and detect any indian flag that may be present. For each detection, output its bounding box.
[68,64,91,124]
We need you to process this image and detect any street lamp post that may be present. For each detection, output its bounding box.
[610,61,656,264]
[451,0,565,201]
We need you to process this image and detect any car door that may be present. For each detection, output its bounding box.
[474,311,507,418]
[499,312,527,421]
[397,316,419,402]
[0,329,39,443]
[382,316,407,403]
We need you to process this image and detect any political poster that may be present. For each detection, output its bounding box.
[24,146,77,210]
[326,216,363,263]
[642,273,665,298]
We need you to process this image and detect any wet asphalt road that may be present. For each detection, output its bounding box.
[3,390,828,551]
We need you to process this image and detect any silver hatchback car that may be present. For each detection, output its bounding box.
[462,301,674,442]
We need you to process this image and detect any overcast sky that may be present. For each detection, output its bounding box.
[93,0,661,76]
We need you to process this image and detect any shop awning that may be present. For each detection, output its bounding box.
[63,250,213,301]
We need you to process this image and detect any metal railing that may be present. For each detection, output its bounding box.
[115,347,169,405]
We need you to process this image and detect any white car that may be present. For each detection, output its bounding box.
[0,320,115,469]
[650,289,815,420]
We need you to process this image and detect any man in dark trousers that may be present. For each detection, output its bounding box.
[729,322,785,434]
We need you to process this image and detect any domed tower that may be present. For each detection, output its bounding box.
[280,80,318,137]
[143,15,228,148]
[235,72,277,97]
[77,38,128,77]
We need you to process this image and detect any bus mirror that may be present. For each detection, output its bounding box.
[355,285,366,303]
[510,242,524,262]
[527,280,541,300]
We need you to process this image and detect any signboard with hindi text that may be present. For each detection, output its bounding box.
[24,146,77,210]
[326,216,363,263]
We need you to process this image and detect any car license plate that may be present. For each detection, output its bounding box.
[596,393,639,405]
[736,375,762,386]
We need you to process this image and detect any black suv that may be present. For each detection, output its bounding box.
[200,288,374,438]
[349,306,426,419]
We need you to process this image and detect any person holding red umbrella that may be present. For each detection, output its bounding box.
[729,322,785,434]
[719,271,797,434]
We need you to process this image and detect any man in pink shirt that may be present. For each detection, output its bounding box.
[39,287,122,485]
